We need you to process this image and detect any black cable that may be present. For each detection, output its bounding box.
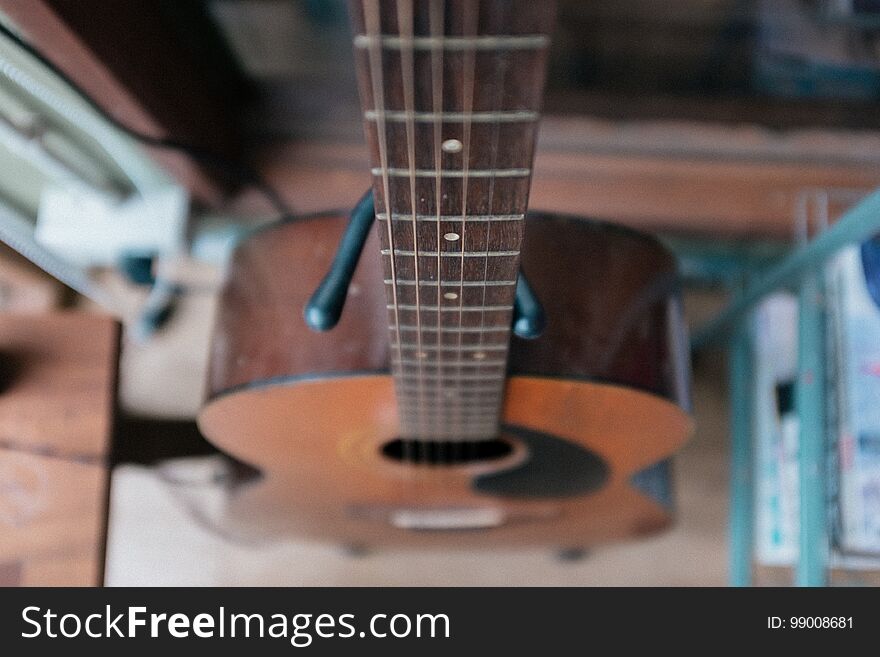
[0,20,294,219]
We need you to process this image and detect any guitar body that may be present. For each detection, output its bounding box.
[198,210,692,548]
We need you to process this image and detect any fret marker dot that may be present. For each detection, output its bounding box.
[443,232,460,242]
[443,292,458,300]
[441,139,463,153]
[472,352,487,360]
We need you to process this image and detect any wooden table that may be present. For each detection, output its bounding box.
[0,313,119,586]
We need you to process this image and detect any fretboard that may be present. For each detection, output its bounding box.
[349,0,555,441]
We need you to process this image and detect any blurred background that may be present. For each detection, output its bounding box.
[1,0,880,586]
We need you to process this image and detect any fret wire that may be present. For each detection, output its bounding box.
[399,410,502,416]
[400,411,500,418]
[398,435,499,439]
[396,384,504,390]
[398,428,498,433]
[381,249,518,257]
[397,384,504,389]
[353,34,549,50]
[396,384,500,392]
[399,418,499,424]
[397,377,503,384]
[399,426,500,434]
[394,358,507,364]
[385,279,517,286]
[398,411,499,419]
[364,110,537,123]
[376,213,523,222]
[398,424,499,429]
[392,343,507,350]
[398,427,498,431]
[397,402,503,407]
[398,392,503,397]
[400,430,498,436]
[398,404,501,411]
[398,399,504,405]
[371,167,529,178]
[391,325,509,332]
[399,414,498,421]
[398,405,504,411]
[397,432,500,439]
[401,418,500,425]
[397,375,507,382]
[396,372,506,377]
[400,399,498,412]
[396,372,506,378]
[398,423,499,430]
[398,435,499,440]
[389,304,512,312]
[398,434,499,438]
[394,360,507,366]
[399,399,503,405]
[398,424,498,430]
[394,355,508,362]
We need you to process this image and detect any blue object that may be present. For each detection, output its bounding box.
[118,251,157,286]
[305,189,546,338]
[513,271,545,339]
[304,190,375,332]
[860,235,880,309]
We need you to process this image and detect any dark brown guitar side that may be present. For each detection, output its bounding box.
[198,211,692,548]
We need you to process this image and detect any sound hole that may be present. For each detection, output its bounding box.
[381,438,513,465]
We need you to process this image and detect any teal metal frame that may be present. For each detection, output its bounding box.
[688,187,880,586]
[727,302,754,587]
[691,188,880,348]
[795,270,828,586]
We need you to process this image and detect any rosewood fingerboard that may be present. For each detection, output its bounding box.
[349,0,555,444]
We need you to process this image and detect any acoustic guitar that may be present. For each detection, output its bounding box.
[198,0,693,549]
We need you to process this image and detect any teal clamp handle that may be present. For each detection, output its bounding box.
[513,269,545,339]
[305,189,545,338]
[304,190,375,331]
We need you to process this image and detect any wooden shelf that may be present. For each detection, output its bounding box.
[255,115,880,239]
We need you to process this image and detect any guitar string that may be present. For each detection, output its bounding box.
[475,0,509,446]
[363,0,409,465]
[453,0,479,457]
[429,0,446,462]
[396,0,426,462]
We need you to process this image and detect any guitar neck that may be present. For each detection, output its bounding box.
[349,0,555,442]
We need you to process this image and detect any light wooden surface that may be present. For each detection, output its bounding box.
[0,313,118,456]
[0,313,118,586]
[105,347,723,586]
[0,246,63,313]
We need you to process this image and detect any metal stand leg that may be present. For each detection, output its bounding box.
[729,314,754,587]
[795,270,828,586]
